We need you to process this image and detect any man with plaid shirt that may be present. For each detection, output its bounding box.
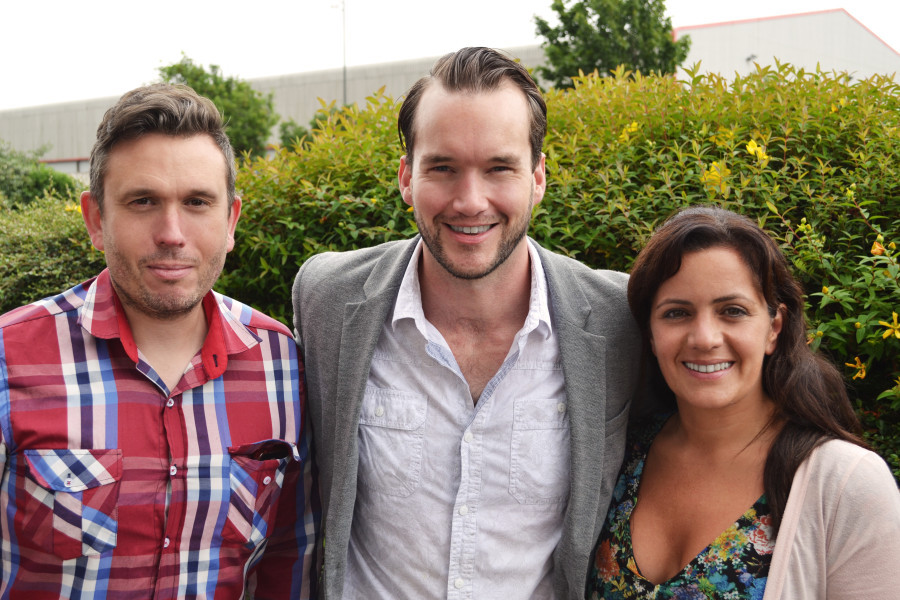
[0,84,318,598]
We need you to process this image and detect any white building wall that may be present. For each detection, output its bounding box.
[0,45,544,169]
[675,9,900,80]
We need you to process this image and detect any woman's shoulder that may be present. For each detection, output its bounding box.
[799,439,899,510]
[809,439,893,478]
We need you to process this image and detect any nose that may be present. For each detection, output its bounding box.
[452,171,490,215]
[689,311,723,350]
[153,204,187,248]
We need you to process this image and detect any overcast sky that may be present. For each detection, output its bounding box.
[2,0,898,111]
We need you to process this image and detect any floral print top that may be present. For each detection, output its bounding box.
[587,417,775,600]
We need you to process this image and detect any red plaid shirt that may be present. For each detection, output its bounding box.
[0,270,319,599]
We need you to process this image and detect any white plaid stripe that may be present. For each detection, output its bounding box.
[25,450,116,492]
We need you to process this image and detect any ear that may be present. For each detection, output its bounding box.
[765,303,785,355]
[398,155,413,207]
[225,196,242,253]
[649,332,657,357]
[531,153,546,206]
[81,191,105,251]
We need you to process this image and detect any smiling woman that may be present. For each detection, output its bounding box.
[587,206,900,600]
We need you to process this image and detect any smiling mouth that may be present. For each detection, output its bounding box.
[449,224,493,234]
[684,361,734,373]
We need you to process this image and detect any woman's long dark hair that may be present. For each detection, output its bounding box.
[627,206,867,530]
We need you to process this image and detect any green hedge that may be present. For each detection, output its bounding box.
[0,141,81,210]
[3,66,898,476]
[0,195,105,308]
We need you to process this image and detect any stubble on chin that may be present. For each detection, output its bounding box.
[105,247,226,321]
[415,208,532,281]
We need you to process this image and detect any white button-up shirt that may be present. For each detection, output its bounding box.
[344,240,569,599]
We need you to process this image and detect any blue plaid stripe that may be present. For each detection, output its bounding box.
[82,504,117,555]
[0,329,13,449]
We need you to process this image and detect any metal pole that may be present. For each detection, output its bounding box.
[342,0,347,106]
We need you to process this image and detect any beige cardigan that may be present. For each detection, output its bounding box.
[763,439,900,599]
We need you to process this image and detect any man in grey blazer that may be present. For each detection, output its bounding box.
[292,47,642,599]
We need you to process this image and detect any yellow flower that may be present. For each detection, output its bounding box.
[879,312,900,340]
[700,160,731,194]
[745,139,769,167]
[822,286,829,294]
[890,242,897,250]
[816,330,824,338]
[618,121,639,143]
[845,357,866,380]
[64,203,82,214]
[872,241,885,256]
[831,103,839,113]
[406,206,414,212]
[855,322,862,329]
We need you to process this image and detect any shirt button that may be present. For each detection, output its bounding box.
[163,537,170,548]
[169,465,177,476]
[463,431,473,443]
[374,406,385,417]
[458,504,469,516]
[557,402,566,414]
[263,476,272,485]
[454,578,464,589]
[166,398,175,408]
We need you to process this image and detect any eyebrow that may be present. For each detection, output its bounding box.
[654,294,752,310]
[118,187,221,200]
[418,153,522,166]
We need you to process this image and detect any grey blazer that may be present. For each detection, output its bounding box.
[292,237,642,599]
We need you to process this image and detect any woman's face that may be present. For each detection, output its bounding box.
[649,246,783,413]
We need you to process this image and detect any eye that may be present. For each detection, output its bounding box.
[430,165,451,173]
[490,165,512,172]
[722,306,749,317]
[186,197,211,207]
[661,308,689,319]
[131,197,152,206]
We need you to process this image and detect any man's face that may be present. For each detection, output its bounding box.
[82,133,240,321]
[398,81,545,280]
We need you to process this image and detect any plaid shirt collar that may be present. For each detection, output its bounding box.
[77,269,262,381]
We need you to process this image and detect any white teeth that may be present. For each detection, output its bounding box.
[685,361,733,373]
[450,225,492,234]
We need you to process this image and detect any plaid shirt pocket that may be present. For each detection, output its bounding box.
[223,439,299,548]
[21,448,123,560]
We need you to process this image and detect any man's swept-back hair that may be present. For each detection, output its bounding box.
[398,47,547,169]
[89,83,236,210]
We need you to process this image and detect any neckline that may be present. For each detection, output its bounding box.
[623,417,768,587]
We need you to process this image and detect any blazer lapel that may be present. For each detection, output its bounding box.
[538,244,611,587]
[328,238,420,527]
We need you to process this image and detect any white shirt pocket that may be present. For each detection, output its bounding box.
[509,397,571,504]
[357,386,428,497]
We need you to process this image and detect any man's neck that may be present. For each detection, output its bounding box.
[122,302,209,392]
[419,243,532,332]
[418,242,533,402]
